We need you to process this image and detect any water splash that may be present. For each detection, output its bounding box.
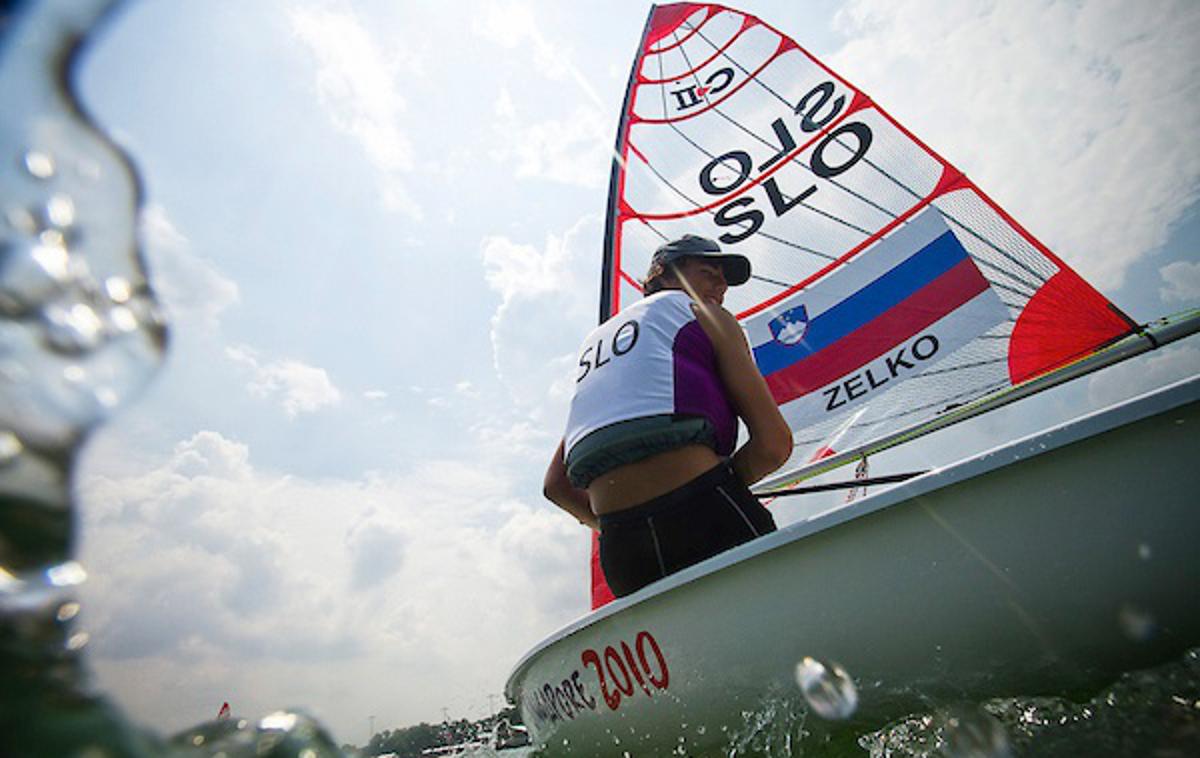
[0,1,172,754]
[795,656,859,720]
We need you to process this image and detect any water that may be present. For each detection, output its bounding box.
[2,1,1198,756]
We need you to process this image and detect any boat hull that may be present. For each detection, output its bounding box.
[505,377,1200,755]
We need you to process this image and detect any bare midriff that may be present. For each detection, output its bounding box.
[586,443,722,515]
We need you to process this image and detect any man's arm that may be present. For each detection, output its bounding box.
[544,439,599,531]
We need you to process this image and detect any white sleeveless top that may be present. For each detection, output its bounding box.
[563,291,736,470]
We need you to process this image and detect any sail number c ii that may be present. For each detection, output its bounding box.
[698,81,873,245]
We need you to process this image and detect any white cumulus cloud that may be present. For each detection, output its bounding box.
[481,215,601,413]
[1159,260,1200,304]
[139,203,239,333]
[226,344,342,417]
[77,430,588,736]
[831,0,1200,291]
[290,4,423,219]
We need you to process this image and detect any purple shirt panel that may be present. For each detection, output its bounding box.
[672,319,737,456]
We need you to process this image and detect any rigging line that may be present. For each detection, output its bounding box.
[942,212,1050,287]
[626,144,833,259]
[644,42,835,262]
[673,28,895,238]
[986,279,1035,300]
[689,24,925,210]
[760,470,927,497]
[709,106,900,226]
[973,256,1041,296]
[751,273,792,287]
[690,22,1058,290]
[914,356,1009,378]
[637,217,671,241]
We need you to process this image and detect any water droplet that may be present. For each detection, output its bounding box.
[259,711,298,731]
[941,706,1012,758]
[47,561,87,587]
[1118,603,1156,641]
[0,431,23,467]
[56,601,80,622]
[104,276,132,303]
[191,735,204,746]
[0,238,72,314]
[66,631,89,650]
[1137,543,1152,561]
[45,193,75,228]
[795,656,858,719]
[108,304,138,333]
[23,150,55,179]
[42,301,105,353]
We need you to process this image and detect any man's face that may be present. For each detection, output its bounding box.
[674,257,729,306]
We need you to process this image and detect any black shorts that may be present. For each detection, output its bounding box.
[598,462,777,598]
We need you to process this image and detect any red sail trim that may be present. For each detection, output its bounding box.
[1008,269,1131,385]
[634,36,788,125]
[618,268,645,292]
[638,18,749,84]
[645,4,711,51]
[764,258,991,404]
[633,96,863,222]
[590,531,615,607]
[810,446,837,462]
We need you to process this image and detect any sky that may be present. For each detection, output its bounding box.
[57,0,1200,746]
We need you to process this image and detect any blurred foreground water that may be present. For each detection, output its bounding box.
[2,1,1198,756]
[0,1,348,755]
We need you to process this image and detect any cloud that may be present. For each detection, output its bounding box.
[490,87,611,188]
[1159,260,1200,304]
[289,4,422,219]
[831,0,1200,291]
[139,204,239,333]
[77,430,589,735]
[472,1,603,103]
[225,344,342,417]
[481,215,601,414]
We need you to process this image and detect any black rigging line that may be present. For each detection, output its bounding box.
[644,43,834,264]
[973,256,1041,296]
[685,20,1055,293]
[673,25,890,238]
[687,24,920,214]
[943,215,1050,288]
[987,279,1035,300]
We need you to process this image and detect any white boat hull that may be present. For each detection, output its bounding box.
[506,376,1200,755]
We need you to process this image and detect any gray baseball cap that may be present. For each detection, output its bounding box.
[649,234,751,286]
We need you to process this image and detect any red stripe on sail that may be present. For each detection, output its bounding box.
[765,258,990,404]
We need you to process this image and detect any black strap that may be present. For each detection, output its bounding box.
[757,470,927,498]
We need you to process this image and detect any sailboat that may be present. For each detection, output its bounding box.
[505,3,1200,753]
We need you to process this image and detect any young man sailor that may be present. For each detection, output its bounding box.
[544,234,792,597]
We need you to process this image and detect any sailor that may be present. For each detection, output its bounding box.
[544,234,792,597]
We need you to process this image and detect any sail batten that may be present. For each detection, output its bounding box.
[591,2,1139,608]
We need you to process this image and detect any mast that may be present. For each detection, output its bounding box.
[599,5,658,323]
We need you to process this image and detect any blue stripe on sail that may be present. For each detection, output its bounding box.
[752,230,970,376]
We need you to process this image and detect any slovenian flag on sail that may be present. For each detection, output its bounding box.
[743,209,1009,447]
